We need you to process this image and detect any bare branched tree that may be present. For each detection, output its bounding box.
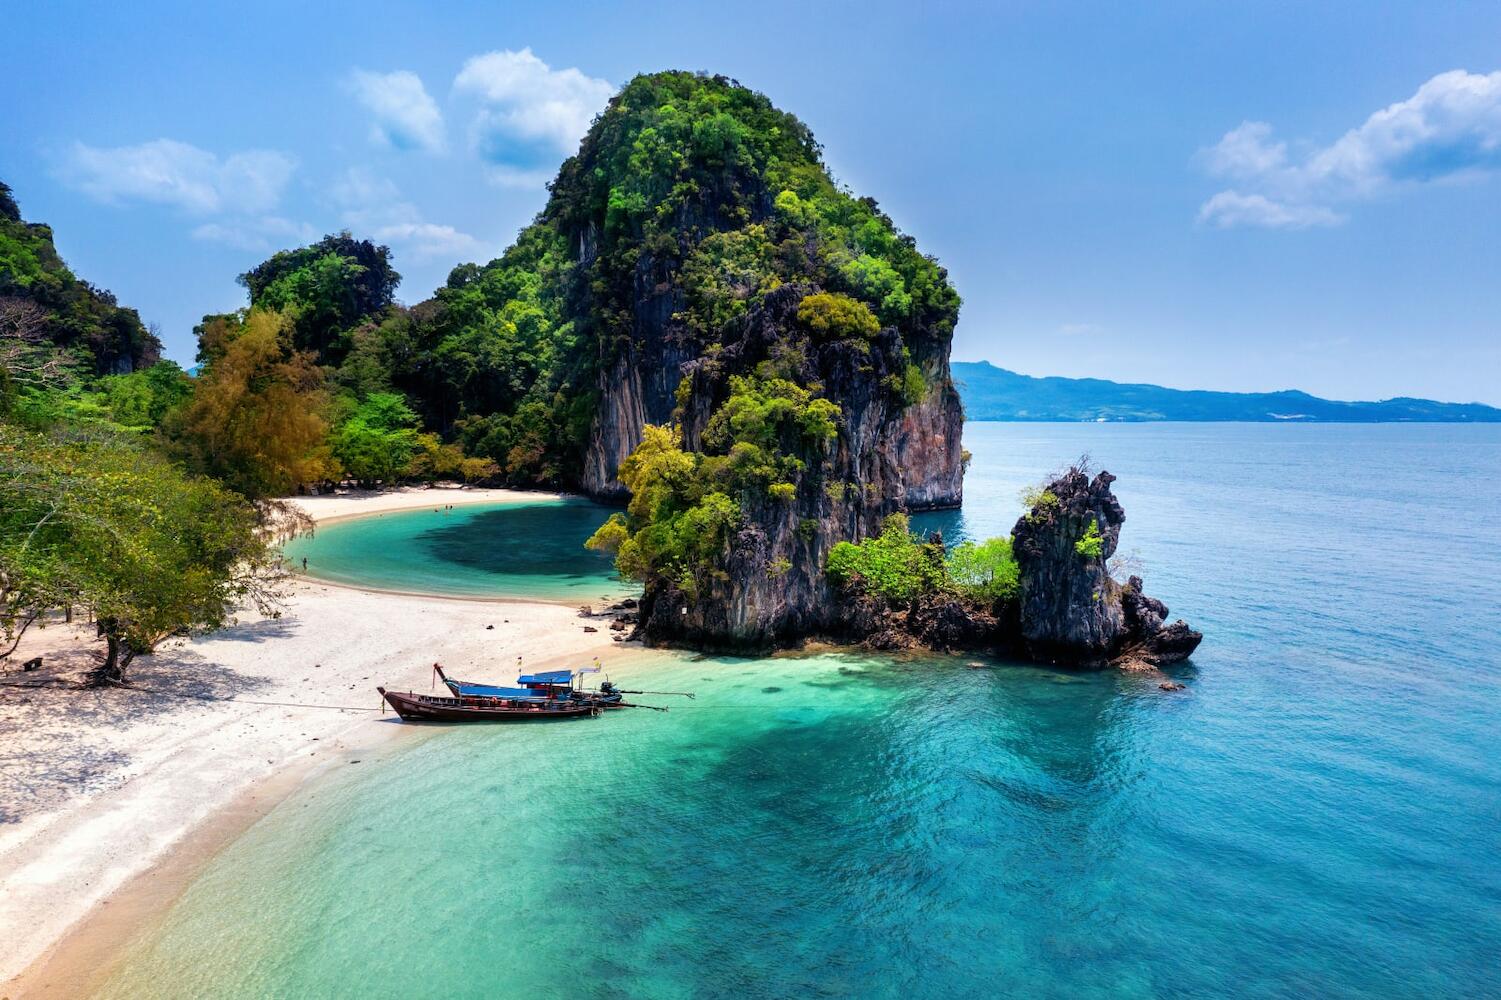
[1108,549,1146,579]
[0,297,72,389]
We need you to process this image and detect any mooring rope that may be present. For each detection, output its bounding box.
[125,686,381,712]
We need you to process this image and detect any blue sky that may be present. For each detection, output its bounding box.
[6,1,1501,403]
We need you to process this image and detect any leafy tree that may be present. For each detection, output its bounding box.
[702,373,840,457]
[825,513,946,606]
[826,520,1021,608]
[98,361,193,430]
[0,425,285,681]
[1075,519,1104,559]
[586,425,743,592]
[330,392,421,487]
[945,537,1020,603]
[238,233,400,363]
[795,291,880,340]
[171,309,337,497]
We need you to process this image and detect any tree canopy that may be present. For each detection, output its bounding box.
[0,424,284,680]
[238,232,400,364]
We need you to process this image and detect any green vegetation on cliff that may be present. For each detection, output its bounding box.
[826,514,1021,608]
[0,181,159,376]
[568,72,960,597]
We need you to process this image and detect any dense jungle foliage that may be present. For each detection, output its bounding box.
[572,71,960,591]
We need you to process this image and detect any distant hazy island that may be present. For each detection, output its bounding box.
[955,361,1501,422]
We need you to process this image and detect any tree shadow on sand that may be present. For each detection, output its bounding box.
[0,635,272,825]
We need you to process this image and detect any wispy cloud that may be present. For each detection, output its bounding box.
[191,216,317,252]
[453,48,612,184]
[330,167,482,260]
[346,69,445,153]
[1198,69,1501,228]
[60,139,296,215]
[1058,322,1105,336]
[1197,192,1344,229]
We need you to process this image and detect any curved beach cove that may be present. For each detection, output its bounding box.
[281,496,631,603]
[94,424,1501,999]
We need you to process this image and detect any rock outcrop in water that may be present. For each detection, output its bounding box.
[552,72,963,651]
[1011,468,1201,666]
[817,466,1201,668]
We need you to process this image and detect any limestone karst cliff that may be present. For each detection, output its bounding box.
[632,284,963,650]
[551,71,964,650]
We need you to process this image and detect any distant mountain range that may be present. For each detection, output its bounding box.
[952,362,1501,423]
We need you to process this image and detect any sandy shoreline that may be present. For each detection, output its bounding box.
[1,487,641,996]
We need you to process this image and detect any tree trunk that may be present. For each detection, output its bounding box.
[95,619,134,684]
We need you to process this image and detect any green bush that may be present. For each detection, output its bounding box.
[1075,520,1104,559]
[825,513,944,605]
[945,537,1020,602]
[795,292,880,340]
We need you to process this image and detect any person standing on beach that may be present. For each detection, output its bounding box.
[302,556,307,571]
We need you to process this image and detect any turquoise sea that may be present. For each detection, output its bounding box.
[98,424,1501,999]
[281,496,630,602]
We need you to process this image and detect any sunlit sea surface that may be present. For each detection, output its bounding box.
[98,424,1501,999]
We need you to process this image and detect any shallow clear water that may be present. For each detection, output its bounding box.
[99,424,1501,999]
[281,497,630,603]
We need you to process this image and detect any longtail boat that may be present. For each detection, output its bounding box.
[432,663,693,710]
[378,687,600,722]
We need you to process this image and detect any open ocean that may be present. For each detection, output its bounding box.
[98,423,1501,999]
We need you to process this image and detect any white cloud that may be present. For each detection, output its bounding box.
[453,48,612,180]
[62,139,296,214]
[1197,192,1344,230]
[329,167,482,260]
[346,69,445,152]
[369,222,481,258]
[330,166,402,211]
[1058,322,1105,336]
[191,216,317,252]
[483,165,557,189]
[1198,69,1501,228]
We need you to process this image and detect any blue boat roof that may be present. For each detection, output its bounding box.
[453,682,545,699]
[518,670,574,684]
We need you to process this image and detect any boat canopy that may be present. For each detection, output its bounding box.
[453,683,546,699]
[518,670,575,685]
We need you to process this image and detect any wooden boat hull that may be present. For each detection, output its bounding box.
[379,687,599,722]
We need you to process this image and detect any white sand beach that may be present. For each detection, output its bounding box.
[0,487,636,995]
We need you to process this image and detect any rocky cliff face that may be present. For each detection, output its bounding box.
[1011,468,1200,666]
[636,285,963,651]
[575,225,963,514]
